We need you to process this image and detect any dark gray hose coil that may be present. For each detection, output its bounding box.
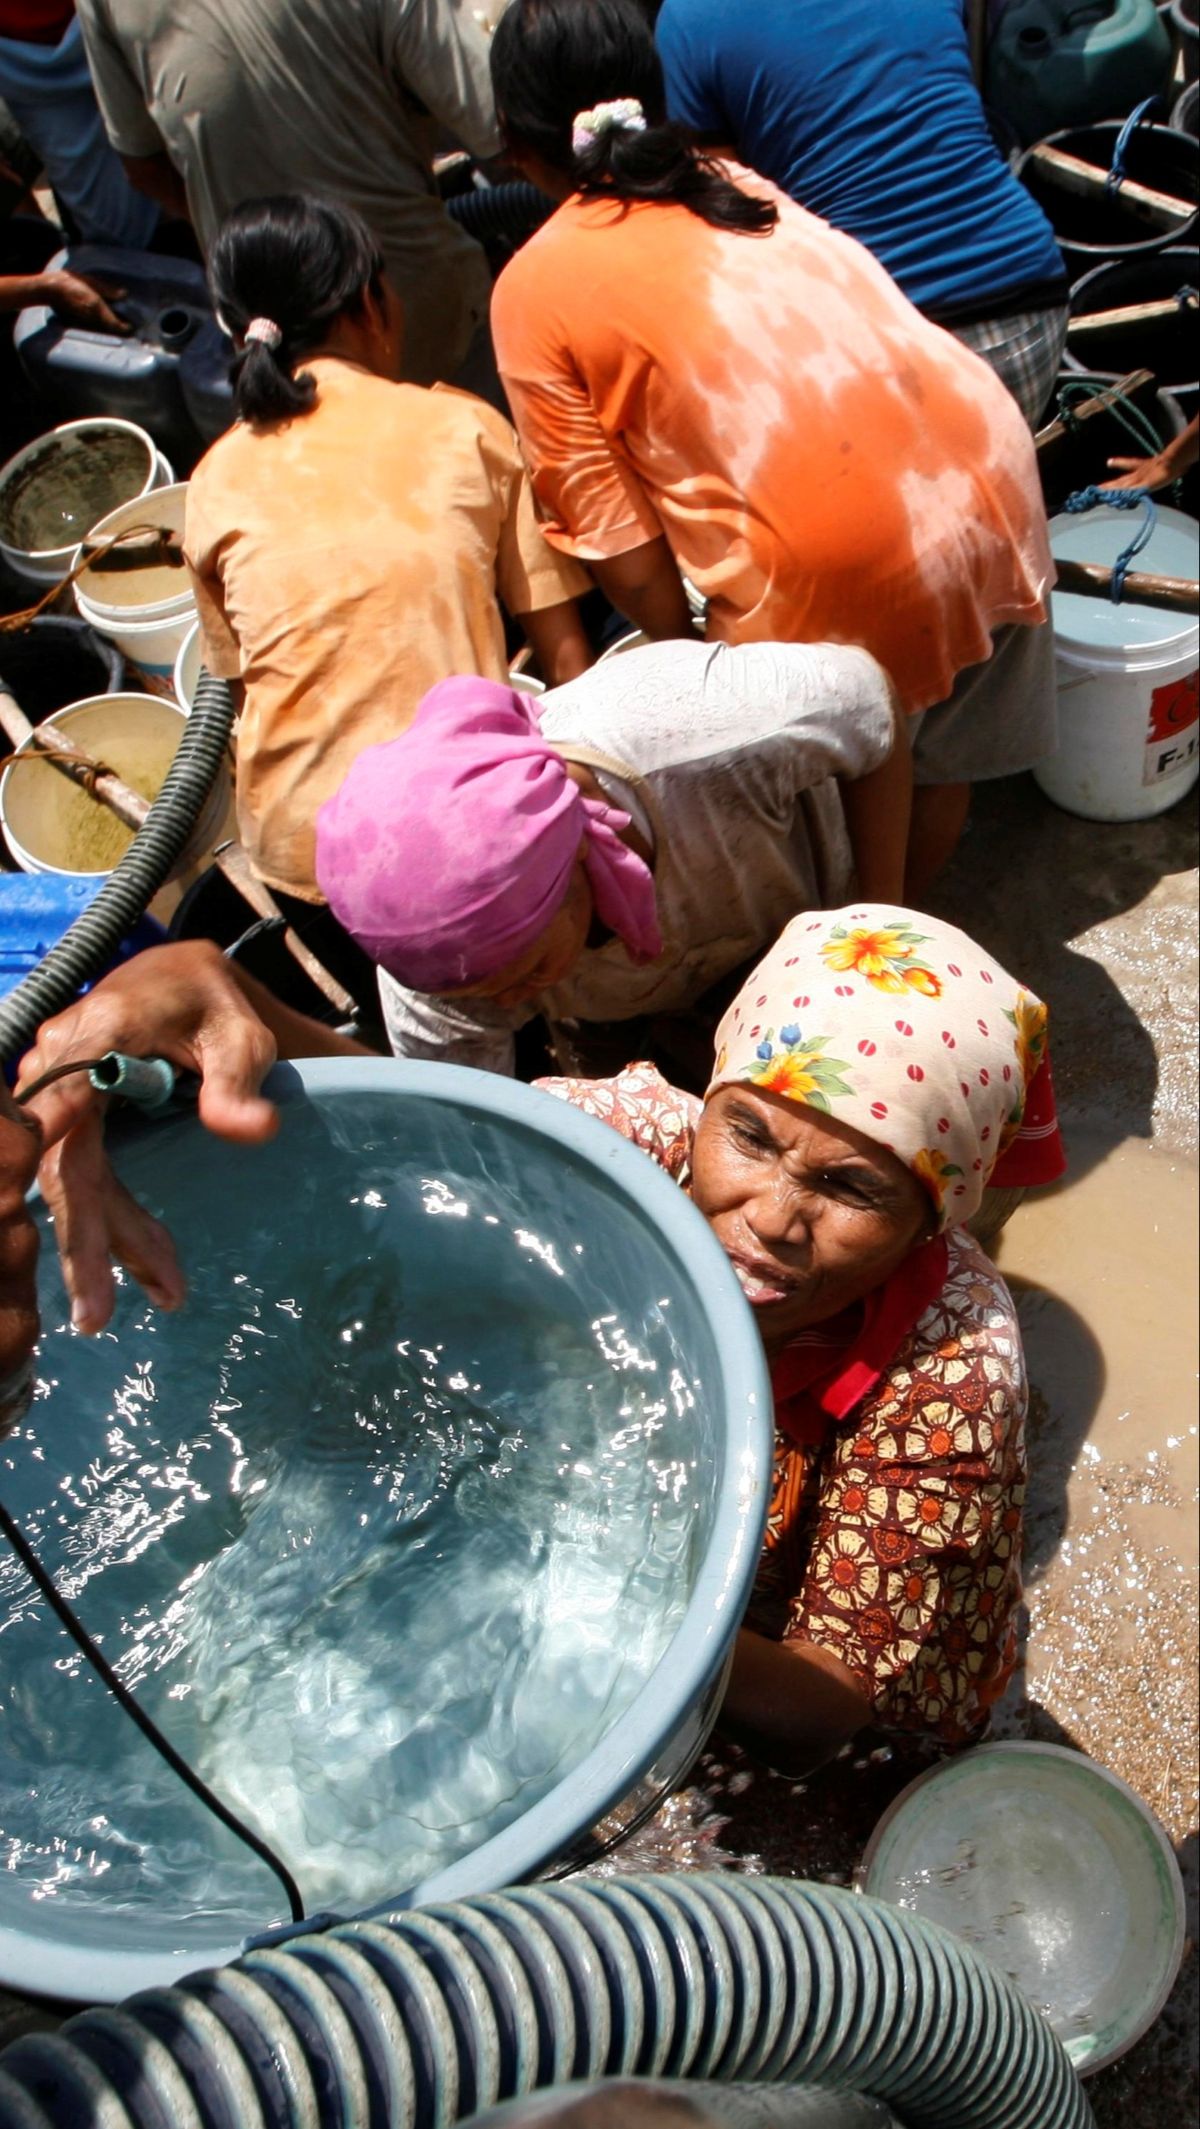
[0,669,235,1063]
[0,1876,1093,2128]
[446,183,553,244]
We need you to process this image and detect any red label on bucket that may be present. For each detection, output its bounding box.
[1143,671,1199,787]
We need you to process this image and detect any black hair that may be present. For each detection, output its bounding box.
[209,194,387,426]
[490,0,777,237]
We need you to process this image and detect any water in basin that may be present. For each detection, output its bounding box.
[0,428,151,554]
[1,1090,709,1934]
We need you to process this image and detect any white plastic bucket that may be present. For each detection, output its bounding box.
[174,619,203,710]
[73,482,193,625]
[0,420,170,585]
[1036,503,1200,822]
[74,594,197,682]
[0,693,228,880]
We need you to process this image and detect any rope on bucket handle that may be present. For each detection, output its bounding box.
[1105,95,1161,196]
[1063,484,1158,601]
[0,521,185,637]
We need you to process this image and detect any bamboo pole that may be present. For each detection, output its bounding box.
[0,685,149,830]
[0,683,355,1018]
[1069,296,1198,336]
[1035,369,1155,452]
[1054,559,1200,612]
[1026,143,1196,229]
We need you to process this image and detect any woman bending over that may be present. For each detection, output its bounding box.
[486,0,1056,892]
[184,193,591,987]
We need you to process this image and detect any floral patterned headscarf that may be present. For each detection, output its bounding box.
[708,906,1049,1231]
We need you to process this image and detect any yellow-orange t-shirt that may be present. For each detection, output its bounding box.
[491,173,1052,714]
[184,359,588,899]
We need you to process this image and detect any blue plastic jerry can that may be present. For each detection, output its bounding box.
[986,0,1174,143]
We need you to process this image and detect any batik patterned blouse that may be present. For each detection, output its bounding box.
[539,1063,1027,1744]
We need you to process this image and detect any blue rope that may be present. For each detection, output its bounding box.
[1105,96,1160,196]
[1063,485,1158,601]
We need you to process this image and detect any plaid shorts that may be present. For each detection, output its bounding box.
[949,303,1070,428]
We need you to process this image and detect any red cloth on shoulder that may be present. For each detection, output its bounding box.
[987,1049,1066,1190]
[769,1234,950,1449]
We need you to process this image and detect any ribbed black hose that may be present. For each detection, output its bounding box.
[446,182,554,244]
[0,669,234,1064]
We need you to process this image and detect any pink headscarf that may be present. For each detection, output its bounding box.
[315,677,662,992]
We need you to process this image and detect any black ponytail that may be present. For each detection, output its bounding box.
[490,0,776,238]
[209,194,386,427]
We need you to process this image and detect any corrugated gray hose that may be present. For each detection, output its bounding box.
[0,669,235,1064]
[0,1875,1094,2128]
[446,183,553,244]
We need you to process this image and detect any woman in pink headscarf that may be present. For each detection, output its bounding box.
[540,902,1064,1770]
[316,643,911,1078]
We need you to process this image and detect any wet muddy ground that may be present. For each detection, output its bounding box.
[0,772,1195,2124]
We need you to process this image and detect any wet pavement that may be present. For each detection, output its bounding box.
[0,772,1196,2122]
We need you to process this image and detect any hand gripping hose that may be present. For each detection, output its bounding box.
[0,668,235,1064]
[0,1875,1093,2128]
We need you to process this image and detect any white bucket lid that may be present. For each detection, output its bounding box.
[1050,502,1199,657]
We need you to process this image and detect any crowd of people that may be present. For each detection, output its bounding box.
[1,0,1101,1776]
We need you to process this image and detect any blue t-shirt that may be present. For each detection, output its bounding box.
[655,0,1065,320]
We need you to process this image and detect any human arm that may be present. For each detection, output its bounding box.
[721,1628,871,1774]
[387,0,502,160]
[837,678,912,902]
[590,539,693,642]
[17,943,368,1332]
[119,151,190,223]
[377,968,521,1077]
[490,424,595,682]
[518,600,593,685]
[1106,414,1199,492]
[0,271,131,332]
[0,1082,43,1404]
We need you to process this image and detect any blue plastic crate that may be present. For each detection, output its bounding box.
[0,872,165,1009]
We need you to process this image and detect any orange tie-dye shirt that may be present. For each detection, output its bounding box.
[184,360,588,900]
[492,171,1052,714]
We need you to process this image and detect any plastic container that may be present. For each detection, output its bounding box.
[1037,501,1199,818]
[859,1741,1187,2076]
[1017,119,1199,273]
[988,0,1173,144]
[0,614,124,719]
[13,244,234,472]
[1172,80,1199,137]
[0,417,168,585]
[73,483,196,679]
[0,691,229,878]
[73,600,196,681]
[0,873,164,1011]
[3,1057,771,1999]
[1065,247,1200,392]
[173,616,202,709]
[72,481,192,623]
[1171,0,1199,79]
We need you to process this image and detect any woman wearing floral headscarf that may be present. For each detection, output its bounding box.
[539,904,1064,1771]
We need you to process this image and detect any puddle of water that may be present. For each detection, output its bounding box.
[994,1135,1198,1841]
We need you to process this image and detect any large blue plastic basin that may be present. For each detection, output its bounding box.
[1,1060,771,2002]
